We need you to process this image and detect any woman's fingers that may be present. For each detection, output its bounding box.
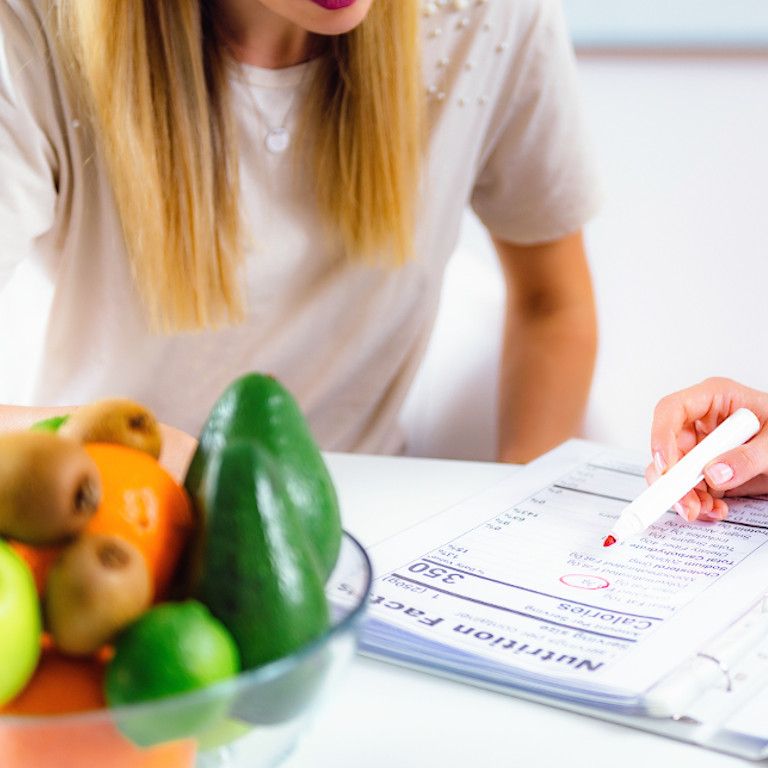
[647,379,768,523]
[699,497,729,522]
[674,489,700,521]
[712,498,729,519]
[649,377,768,470]
[702,430,768,494]
[651,378,737,468]
[696,489,714,518]
[644,383,768,524]
[723,474,768,497]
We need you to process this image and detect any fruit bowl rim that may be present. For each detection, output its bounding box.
[0,529,373,726]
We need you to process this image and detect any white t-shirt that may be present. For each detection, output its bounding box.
[0,0,598,453]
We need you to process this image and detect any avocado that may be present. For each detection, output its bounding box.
[192,440,329,670]
[185,373,342,579]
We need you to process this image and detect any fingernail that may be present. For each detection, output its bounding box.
[705,463,734,486]
[654,451,666,474]
[673,502,686,519]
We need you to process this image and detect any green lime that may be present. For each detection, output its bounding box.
[106,600,240,746]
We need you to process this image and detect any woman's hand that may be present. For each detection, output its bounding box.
[647,377,768,522]
[158,423,197,484]
[0,405,196,484]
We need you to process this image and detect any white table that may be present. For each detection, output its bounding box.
[283,454,755,768]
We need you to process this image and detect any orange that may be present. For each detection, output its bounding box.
[0,649,197,768]
[0,724,196,768]
[14,443,195,601]
[1,647,106,716]
[10,542,59,595]
[0,729,197,768]
[82,443,195,600]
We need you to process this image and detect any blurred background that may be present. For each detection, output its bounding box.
[402,0,768,461]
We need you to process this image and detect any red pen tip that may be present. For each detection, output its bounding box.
[603,535,617,548]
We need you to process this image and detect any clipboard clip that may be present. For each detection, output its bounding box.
[645,594,768,718]
[695,653,732,693]
[691,595,768,697]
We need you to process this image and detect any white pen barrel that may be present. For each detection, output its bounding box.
[618,408,761,534]
[676,407,760,482]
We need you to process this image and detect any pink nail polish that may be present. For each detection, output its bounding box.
[654,451,666,475]
[673,502,686,519]
[705,463,734,486]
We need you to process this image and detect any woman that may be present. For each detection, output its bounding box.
[0,0,599,469]
[648,377,768,522]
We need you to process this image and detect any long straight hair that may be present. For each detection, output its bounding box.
[55,1,422,332]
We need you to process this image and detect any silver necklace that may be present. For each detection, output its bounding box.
[248,88,298,155]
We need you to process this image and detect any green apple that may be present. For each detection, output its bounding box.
[0,540,41,705]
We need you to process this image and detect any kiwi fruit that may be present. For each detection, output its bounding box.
[60,398,162,458]
[0,431,101,545]
[46,534,152,655]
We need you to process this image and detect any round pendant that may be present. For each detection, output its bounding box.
[265,128,290,154]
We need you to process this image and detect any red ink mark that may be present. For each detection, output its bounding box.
[603,535,616,548]
[560,574,610,590]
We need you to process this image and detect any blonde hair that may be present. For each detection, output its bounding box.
[56,1,422,332]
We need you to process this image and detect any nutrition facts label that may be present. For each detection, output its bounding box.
[362,441,768,696]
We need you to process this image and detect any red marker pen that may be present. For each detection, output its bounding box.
[602,408,760,547]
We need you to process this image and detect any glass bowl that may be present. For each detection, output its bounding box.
[0,531,372,768]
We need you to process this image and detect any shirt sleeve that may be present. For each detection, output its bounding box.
[0,1,59,290]
[470,0,600,245]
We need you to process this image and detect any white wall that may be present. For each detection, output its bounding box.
[563,0,768,48]
[402,54,768,461]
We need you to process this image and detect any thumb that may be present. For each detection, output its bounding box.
[703,432,768,493]
[725,475,768,497]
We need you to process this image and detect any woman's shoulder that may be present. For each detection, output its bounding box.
[419,0,563,84]
[419,0,557,42]
[1,0,58,91]
[420,0,568,118]
[1,0,52,49]
[1,0,75,178]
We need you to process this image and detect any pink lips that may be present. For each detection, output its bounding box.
[309,0,356,9]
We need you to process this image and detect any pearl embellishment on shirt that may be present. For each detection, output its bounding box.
[422,0,510,109]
